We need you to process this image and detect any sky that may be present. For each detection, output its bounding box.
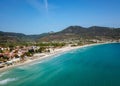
[0,0,120,34]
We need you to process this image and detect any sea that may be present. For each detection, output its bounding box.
[0,43,120,86]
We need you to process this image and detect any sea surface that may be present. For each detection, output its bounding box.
[0,43,120,86]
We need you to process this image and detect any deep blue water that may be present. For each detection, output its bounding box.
[0,43,120,86]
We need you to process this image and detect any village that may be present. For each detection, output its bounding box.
[0,39,119,69]
[0,44,56,68]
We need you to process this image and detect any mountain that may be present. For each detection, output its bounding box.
[39,26,120,42]
[0,31,26,43]
[0,31,49,43]
[0,26,120,43]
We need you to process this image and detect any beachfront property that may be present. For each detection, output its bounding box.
[0,38,119,70]
[0,44,58,69]
[0,46,37,67]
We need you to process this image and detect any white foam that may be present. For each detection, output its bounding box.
[17,65,31,70]
[30,61,43,65]
[69,51,76,54]
[0,78,17,85]
[0,72,8,77]
[53,54,62,58]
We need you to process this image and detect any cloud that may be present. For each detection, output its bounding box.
[27,0,49,13]
[44,0,48,12]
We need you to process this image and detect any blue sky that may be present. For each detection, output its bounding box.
[0,0,120,34]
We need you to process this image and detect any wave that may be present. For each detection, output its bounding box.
[30,61,43,65]
[17,65,31,71]
[0,72,9,78]
[53,54,62,58]
[0,78,18,85]
[69,51,77,54]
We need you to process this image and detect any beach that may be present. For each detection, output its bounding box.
[1,42,120,86]
[0,42,116,73]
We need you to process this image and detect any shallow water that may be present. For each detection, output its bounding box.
[0,43,120,86]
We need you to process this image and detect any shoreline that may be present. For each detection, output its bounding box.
[0,42,118,73]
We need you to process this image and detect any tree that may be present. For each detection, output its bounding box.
[0,49,3,53]
[24,52,32,57]
[38,47,46,53]
[9,45,15,52]
[28,49,35,54]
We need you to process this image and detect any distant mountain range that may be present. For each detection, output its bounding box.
[0,31,49,43]
[39,26,120,42]
[0,26,120,43]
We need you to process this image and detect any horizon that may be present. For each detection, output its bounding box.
[0,0,120,34]
[0,25,120,35]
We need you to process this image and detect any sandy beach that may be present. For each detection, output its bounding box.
[0,42,117,73]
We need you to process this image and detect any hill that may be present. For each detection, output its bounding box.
[39,26,120,42]
[0,26,120,44]
[0,31,49,44]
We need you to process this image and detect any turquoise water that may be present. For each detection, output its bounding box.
[0,43,120,86]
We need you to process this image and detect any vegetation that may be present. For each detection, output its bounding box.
[35,42,65,48]
[0,26,120,45]
[39,26,120,42]
[0,25,120,62]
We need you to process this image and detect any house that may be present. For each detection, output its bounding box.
[5,60,13,66]
[0,62,5,68]
[11,58,20,63]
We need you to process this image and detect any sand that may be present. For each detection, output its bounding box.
[0,42,117,73]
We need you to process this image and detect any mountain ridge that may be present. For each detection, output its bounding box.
[0,26,120,43]
[39,26,120,42]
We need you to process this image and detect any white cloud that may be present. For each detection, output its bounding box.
[26,0,48,12]
[44,0,48,12]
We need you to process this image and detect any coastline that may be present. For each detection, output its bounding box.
[0,42,118,73]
